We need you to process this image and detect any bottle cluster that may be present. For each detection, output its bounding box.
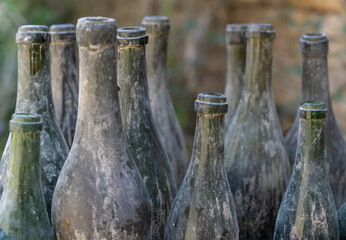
[0,15,344,240]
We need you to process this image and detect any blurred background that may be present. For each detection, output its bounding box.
[0,0,346,155]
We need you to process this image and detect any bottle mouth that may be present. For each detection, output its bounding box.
[117,26,148,46]
[301,32,326,42]
[299,101,327,119]
[50,24,76,42]
[226,24,248,44]
[300,32,328,57]
[194,92,228,114]
[246,23,275,39]
[16,25,49,44]
[77,16,116,46]
[10,113,42,133]
[142,16,170,34]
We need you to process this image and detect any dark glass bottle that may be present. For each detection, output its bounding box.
[274,101,339,240]
[142,16,188,187]
[165,92,239,240]
[49,24,79,148]
[339,202,346,240]
[52,17,152,239]
[285,33,346,208]
[0,25,69,217]
[224,23,290,240]
[117,26,177,240]
[0,113,53,240]
[224,24,247,135]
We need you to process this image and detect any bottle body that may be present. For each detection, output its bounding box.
[0,113,53,240]
[224,24,290,239]
[274,101,339,240]
[285,33,345,208]
[52,17,152,240]
[0,25,69,218]
[142,16,188,187]
[224,24,247,135]
[50,24,79,148]
[117,26,177,240]
[165,93,239,240]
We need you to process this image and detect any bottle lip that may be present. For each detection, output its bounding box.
[246,23,275,39]
[299,101,327,119]
[77,16,116,46]
[16,25,49,44]
[50,23,76,42]
[117,26,148,46]
[226,24,248,44]
[142,16,170,34]
[194,92,228,114]
[10,113,42,133]
[300,32,328,57]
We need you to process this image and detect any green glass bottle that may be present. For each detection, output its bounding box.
[117,26,177,240]
[164,92,239,240]
[274,101,339,240]
[285,33,346,208]
[49,24,79,148]
[224,23,290,239]
[339,202,346,240]
[142,16,188,187]
[224,24,247,135]
[52,17,152,239]
[0,113,53,240]
[0,25,69,218]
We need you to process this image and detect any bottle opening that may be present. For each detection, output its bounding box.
[79,16,115,25]
[246,23,275,39]
[10,113,42,133]
[197,92,227,104]
[226,24,248,32]
[195,92,228,114]
[142,16,169,25]
[16,25,50,44]
[18,25,48,33]
[50,24,76,42]
[301,32,326,42]
[299,101,327,120]
[50,24,75,33]
[117,26,147,38]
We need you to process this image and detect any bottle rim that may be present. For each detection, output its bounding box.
[195,92,228,114]
[50,23,76,42]
[299,101,327,119]
[246,23,275,39]
[16,25,49,44]
[226,24,248,44]
[117,26,148,46]
[142,16,170,34]
[10,113,42,133]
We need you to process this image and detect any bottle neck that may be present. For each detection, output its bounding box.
[16,44,54,118]
[118,45,152,130]
[243,37,273,100]
[2,131,43,207]
[75,44,123,141]
[146,33,168,91]
[300,56,336,125]
[225,43,246,113]
[190,112,225,181]
[295,117,326,173]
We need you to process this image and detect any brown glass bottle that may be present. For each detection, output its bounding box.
[142,16,188,187]
[165,92,239,240]
[49,24,79,148]
[224,24,290,239]
[224,24,247,135]
[285,33,346,208]
[51,17,152,239]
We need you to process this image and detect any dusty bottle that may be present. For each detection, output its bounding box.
[165,92,239,240]
[117,26,177,240]
[0,113,53,240]
[51,17,152,240]
[142,16,188,187]
[49,24,79,148]
[0,25,69,217]
[339,202,346,240]
[274,101,339,240]
[224,24,247,135]
[224,23,290,240]
[285,33,346,208]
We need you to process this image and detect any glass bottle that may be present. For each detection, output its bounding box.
[224,24,247,135]
[0,113,53,240]
[164,92,239,240]
[274,101,339,240]
[142,16,188,187]
[52,17,152,239]
[0,25,69,218]
[224,23,290,240]
[117,26,177,240]
[49,23,79,148]
[285,32,346,208]
[339,202,346,240]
